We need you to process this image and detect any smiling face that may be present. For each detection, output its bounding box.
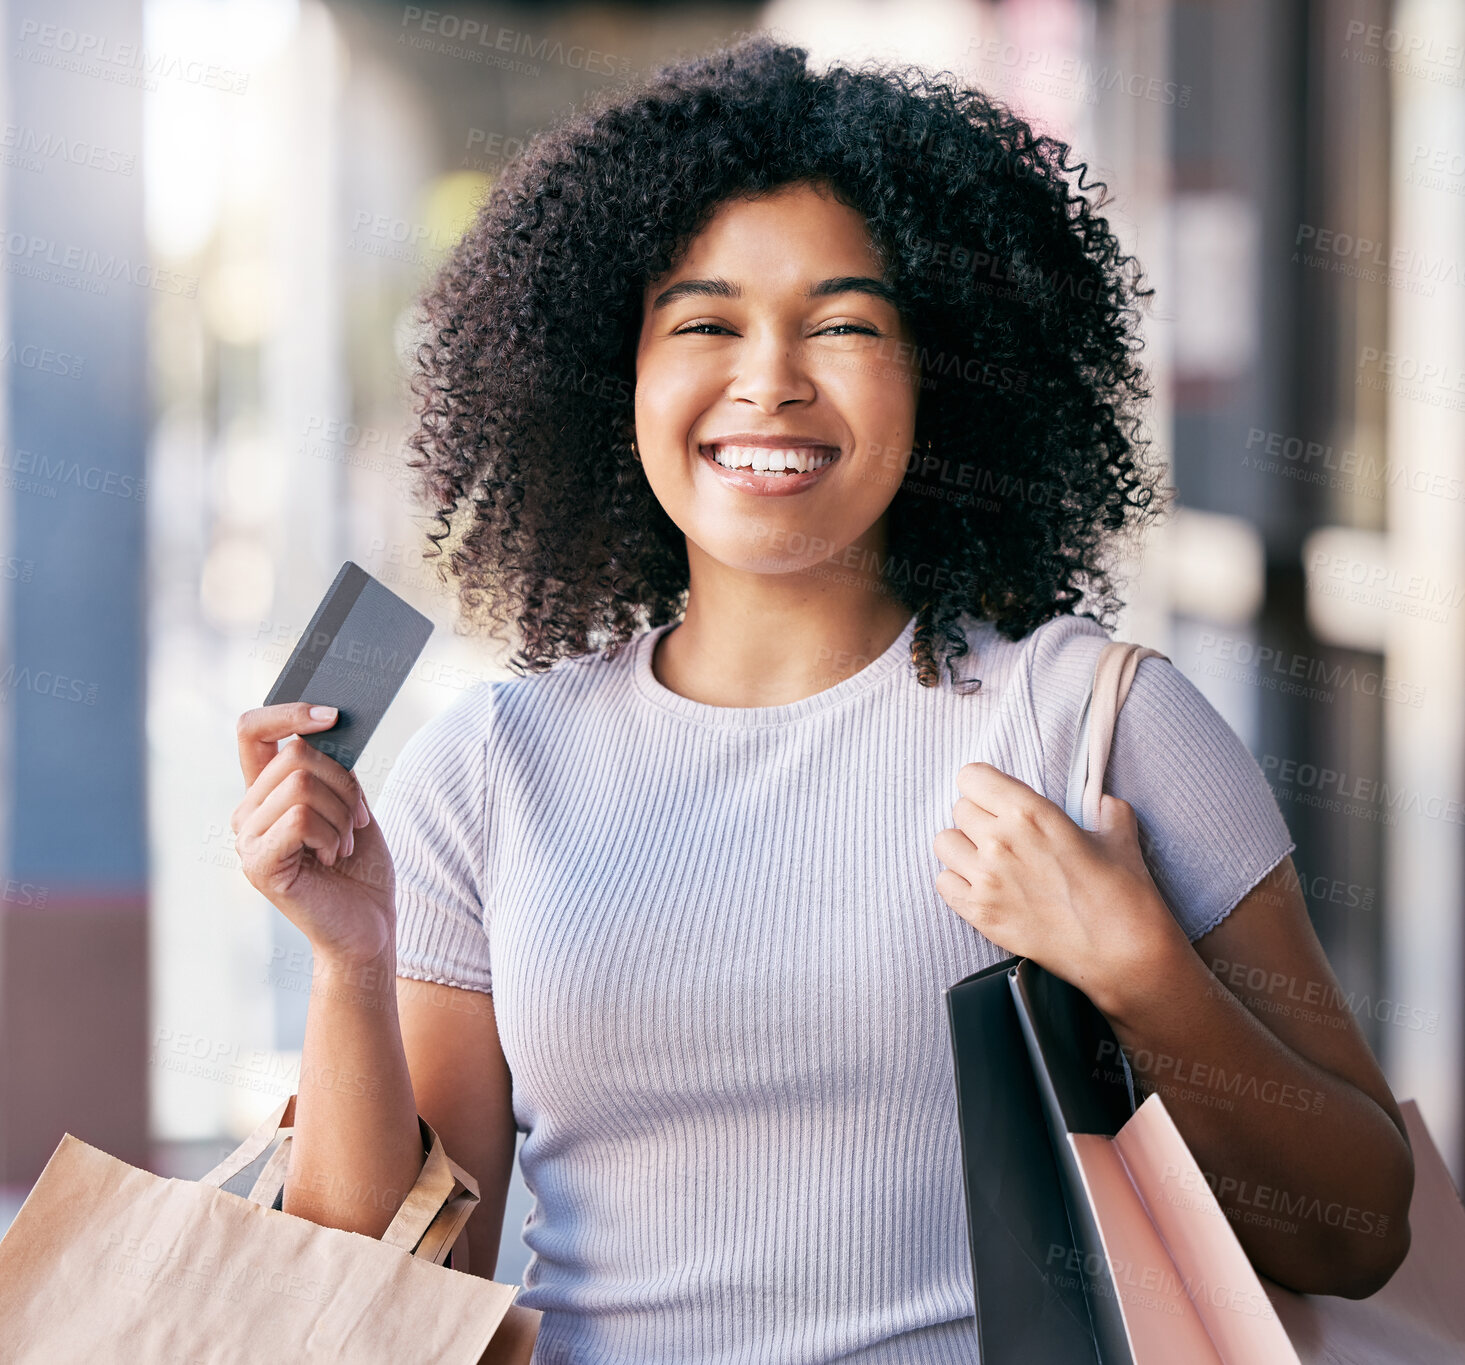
[634,179,922,578]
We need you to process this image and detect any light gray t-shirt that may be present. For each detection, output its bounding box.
[376,609,1295,1364]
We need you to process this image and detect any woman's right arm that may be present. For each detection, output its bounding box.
[231,702,515,1261]
[281,942,422,1238]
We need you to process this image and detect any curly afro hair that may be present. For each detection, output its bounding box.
[404,30,1171,690]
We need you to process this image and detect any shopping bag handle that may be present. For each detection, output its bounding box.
[1059,638,1169,1116]
[199,1094,480,1264]
[199,1093,298,1189]
[1064,640,1169,833]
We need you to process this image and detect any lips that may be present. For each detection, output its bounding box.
[696,441,841,496]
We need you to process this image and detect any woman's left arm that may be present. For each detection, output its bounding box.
[934,765,1414,1299]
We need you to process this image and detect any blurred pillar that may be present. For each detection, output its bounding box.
[1096,0,1176,650]
[1286,0,1394,1028]
[0,0,149,1178]
[1385,0,1465,1178]
[265,0,349,1070]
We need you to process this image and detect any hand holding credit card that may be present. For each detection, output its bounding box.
[231,561,435,966]
[263,561,434,770]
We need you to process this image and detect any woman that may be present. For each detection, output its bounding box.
[231,33,1412,1363]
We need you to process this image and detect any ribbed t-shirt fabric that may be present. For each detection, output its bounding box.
[375,610,1296,1364]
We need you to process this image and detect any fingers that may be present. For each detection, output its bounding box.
[935,865,1009,944]
[956,761,1062,833]
[243,734,366,822]
[953,762,1009,818]
[951,795,996,838]
[934,822,1006,884]
[239,799,351,878]
[233,733,367,840]
[236,703,343,788]
[934,868,972,911]
[239,762,359,864]
[932,826,972,876]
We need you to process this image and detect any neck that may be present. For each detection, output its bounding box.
[651,533,916,708]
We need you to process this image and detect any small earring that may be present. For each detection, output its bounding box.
[630,436,641,462]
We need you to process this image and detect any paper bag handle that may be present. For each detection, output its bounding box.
[199,1094,479,1264]
[199,1093,297,1189]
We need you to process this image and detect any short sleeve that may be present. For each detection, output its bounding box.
[373,682,496,994]
[1027,617,1298,942]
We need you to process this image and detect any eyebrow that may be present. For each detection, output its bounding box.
[649,274,903,313]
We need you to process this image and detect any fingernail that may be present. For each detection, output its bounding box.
[344,829,354,859]
[355,797,369,828]
[309,705,337,721]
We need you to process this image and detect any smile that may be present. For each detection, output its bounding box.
[698,443,841,495]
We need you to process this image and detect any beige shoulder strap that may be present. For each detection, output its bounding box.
[1064,640,1170,832]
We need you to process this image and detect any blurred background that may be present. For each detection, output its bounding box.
[0,0,1461,1285]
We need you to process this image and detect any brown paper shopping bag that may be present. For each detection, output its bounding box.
[0,1093,541,1363]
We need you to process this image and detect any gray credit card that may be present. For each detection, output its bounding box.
[263,561,434,771]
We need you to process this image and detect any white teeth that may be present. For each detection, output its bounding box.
[707,445,836,475]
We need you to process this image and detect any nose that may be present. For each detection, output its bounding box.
[725,327,816,411]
